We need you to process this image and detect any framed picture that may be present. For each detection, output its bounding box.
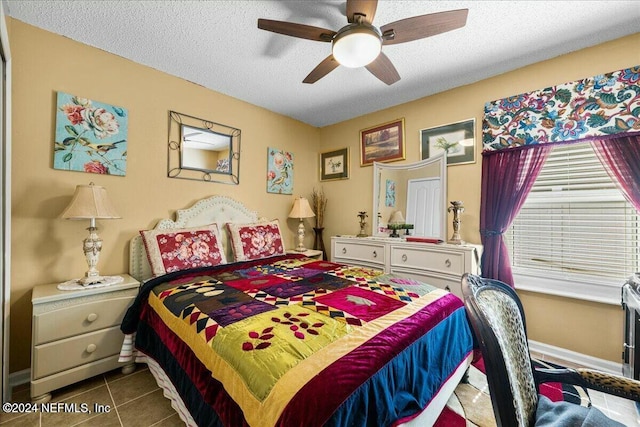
[267,147,293,194]
[320,147,349,181]
[54,91,128,175]
[420,118,476,166]
[360,118,405,166]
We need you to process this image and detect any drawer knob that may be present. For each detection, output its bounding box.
[342,248,347,254]
[401,254,407,262]
[86,344,97,354]
[372,250,377,258]
[86,313,98,322]
[445,259,452,268]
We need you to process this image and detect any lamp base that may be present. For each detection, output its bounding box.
[296,220,308,253]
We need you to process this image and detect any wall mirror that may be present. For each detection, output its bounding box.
[168,111,240,184]
[372,153,447,240]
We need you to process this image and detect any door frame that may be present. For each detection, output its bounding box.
[0,2,12,403]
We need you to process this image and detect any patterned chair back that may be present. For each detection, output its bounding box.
[462,274,539,427]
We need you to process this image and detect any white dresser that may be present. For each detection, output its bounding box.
[30,274,139,402]
[331,236,481,298]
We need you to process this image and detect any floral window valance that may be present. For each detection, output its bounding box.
[482,66,640,151]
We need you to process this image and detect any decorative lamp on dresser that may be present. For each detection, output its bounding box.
[331,236,480,299]
[30,274,139,403]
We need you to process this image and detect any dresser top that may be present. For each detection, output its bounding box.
[332,235,481,250]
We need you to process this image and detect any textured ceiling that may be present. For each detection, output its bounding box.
[4,1,640,127]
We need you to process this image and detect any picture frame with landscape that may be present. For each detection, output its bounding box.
[360,119,405,166]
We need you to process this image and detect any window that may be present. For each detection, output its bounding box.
[505,142,639,304]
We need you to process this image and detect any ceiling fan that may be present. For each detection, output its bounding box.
[257,0,468,85]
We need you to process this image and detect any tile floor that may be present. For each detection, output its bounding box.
[0,366,182,427]
[1,357,639,426]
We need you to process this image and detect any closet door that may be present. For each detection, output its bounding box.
[0,4,11,403]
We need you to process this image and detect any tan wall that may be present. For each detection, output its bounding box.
[319,33,640,363]
[8,19,320,372]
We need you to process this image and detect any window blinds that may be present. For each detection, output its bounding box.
[506,143,639,282]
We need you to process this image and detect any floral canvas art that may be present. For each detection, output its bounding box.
[54,92,128,175]
[267,147,293,194]
[385,179,396,207]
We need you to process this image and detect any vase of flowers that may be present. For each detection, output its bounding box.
[312,188,328,260]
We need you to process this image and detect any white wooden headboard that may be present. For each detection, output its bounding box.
[129,195,259,282]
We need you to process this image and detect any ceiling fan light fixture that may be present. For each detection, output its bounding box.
[332,24,382,68]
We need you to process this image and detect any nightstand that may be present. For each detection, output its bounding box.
[30,274,140,403]
[287,249,324,260]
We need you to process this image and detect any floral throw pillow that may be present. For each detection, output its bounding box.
[140,224,226,276]
[227,220,286,262]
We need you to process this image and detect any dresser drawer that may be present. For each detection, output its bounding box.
[32,326,125,379]
[333,240,385,266]
[33,295,135,345]
[390,246,464,276]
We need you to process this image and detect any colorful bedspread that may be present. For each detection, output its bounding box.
[121,254,473,427]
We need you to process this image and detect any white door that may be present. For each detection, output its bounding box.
[406,178,441,238]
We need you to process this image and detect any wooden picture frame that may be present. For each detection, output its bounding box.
[320,147,349,181]
[360,118,405,166]
[420,119,476,166]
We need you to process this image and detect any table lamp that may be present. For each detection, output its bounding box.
[388,211,405,238]
[288,196,315,252]
[60,182,121,285]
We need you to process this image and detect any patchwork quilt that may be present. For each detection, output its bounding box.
[121,254,473,427]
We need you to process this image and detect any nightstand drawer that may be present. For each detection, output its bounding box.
[32,325,125,379]
[33,295,135,345]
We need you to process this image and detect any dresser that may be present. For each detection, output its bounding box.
[30,274,139,402]
[331,236,481,298]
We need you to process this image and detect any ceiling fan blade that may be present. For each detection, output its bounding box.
[258,19,336,42]
[346,0,378,24]
[365,52,400,85]
[303,55,340,84]
[380,9,468,45]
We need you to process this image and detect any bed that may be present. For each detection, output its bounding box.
[120,195,473,427]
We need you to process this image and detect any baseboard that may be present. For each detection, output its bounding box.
[6,368,29,401]
[529,340,622,375]
[8,369,29,387]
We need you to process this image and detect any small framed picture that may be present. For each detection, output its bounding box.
[320,147,349,181]
[360,118,405,166]
[420,119,476,166]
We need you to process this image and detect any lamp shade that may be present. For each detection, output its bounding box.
[60,182,121,220]
[288,197,315,219]
[332,24,382,68]
[389,211,405,224]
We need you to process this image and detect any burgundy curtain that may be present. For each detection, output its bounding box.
[591,134,640,212]
[480,144,552,286]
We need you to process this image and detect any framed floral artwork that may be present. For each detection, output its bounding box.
[320,147,349,181]
[420,119,476,166]
[54,92,128,175]
[360,118,405,166]
[385,179,396,207]
[267,147,293,194]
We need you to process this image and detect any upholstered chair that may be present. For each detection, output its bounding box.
[461,273,640,427]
